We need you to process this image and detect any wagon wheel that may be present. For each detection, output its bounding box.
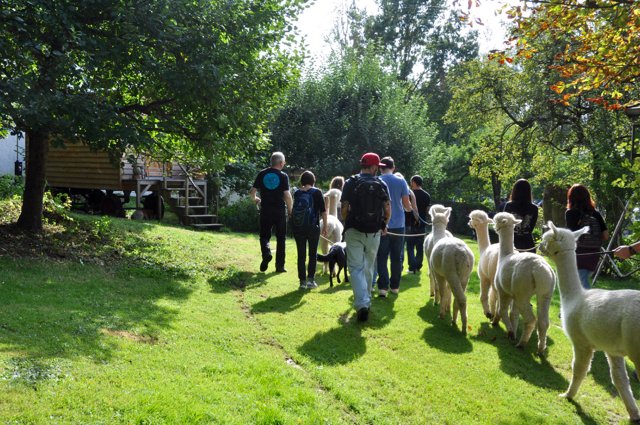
[100,194,125,217]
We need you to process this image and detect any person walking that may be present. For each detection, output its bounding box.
[291,171,328,289]
[376,157,412,297]
[249,152,293,273]
[502,179,539,253]
[406,175,431,273]
[341,153,391,322]
[565,184,609,288]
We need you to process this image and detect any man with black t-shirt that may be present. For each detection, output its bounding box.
[406,175,431,273]
[250,152,293,273]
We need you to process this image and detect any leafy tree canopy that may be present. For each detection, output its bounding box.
[0,0,305,231]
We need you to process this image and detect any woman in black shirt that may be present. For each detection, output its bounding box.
[503,179,539,253]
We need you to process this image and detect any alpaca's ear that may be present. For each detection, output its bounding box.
[548,221,558,235]
[574,226,590,239]
[514,219,522,225]
[488,218,495,225]
[444,207,452,219]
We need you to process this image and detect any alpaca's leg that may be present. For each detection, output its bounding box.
[535,294,552,355]
[436,275,449,319]
[320,237,329,274]
[479,275,491,319]
[509,301,519,341]
[450,279,468,334]
[514,299,536,349]
[562,345,594,399]
[605,354,640,421]
[495,291,512,335]
[489,284,498,319]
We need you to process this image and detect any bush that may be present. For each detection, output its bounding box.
[0,175,24,200]
[218,197,260,233]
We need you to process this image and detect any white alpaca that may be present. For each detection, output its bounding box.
[324,188,341,218]
[468,210,500,319]
[429,208,475,334]
[424,204,452,303]
[492,212,556,355]
[319,215,343,274]
[540,223,640,422]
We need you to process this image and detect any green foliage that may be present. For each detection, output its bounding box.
[218,197,260,233]
[0,175,23,200]
[271,50,438,181]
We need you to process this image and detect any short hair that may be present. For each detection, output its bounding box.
[509,179,533,204]
[567,184,596,211]
[411,175,423,187]
[330,176,344,190]
[380,156,395,169]
[270,152,285,167]
[300,170,315,186]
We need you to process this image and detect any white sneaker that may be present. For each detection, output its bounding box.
[378,289,388,298]
[299,280,308,290]
[306,279,318,289]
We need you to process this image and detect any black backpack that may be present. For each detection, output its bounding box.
[350,175,387,233]
[291,189,318,233]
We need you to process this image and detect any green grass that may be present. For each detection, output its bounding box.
[0,213,639,424]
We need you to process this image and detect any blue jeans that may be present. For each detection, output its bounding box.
[376,228,405,291]
[578,269,591,289]
[406,224,426,271]
[344,228,380,310]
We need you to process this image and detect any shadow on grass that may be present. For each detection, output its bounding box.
[251,289,307,314]
[589,351,640,398]
[417,303,473,353]
[472,322,567,391]
[495,402,598,425]
[297,311,366,365]
[207,268,262,294]
[0,258,191,368]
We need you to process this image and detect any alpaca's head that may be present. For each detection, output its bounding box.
[539,221,590,257]
[429,204,449,221]
[432,208,451,228]
[468,209,493,230]
[492,212,521,234]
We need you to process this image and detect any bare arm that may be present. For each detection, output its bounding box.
[321,211,329,236]
[402,194,412,212]
[284,190,293,216]
[615,240,640,260]
[249,187,260,206]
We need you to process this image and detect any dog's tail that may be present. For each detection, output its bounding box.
[317,253,331,262]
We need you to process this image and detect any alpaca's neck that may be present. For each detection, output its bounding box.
[433,223,448,240]
[327,195,338,217]
[553,250,585,302]
[498,228,515,258]
[476,224,491,255]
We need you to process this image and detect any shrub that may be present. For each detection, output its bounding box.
[0,175,24,200]
[218,197,260,233]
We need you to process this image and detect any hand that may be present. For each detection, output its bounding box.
[321,227,328,237]
[381,225,388,236]
[614,245,632,260]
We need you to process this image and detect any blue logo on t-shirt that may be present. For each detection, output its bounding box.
[263,172,280,190]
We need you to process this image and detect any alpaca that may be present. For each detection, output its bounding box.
[324,188,342,218]
[429,208,475,334]
[424,204,452,302]
[468,210,500,319]
[319,214,343,274]
[492,212,556,355]
[540,223,640,422]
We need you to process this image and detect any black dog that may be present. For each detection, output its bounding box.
[317,242,348,287]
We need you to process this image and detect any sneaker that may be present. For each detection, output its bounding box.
[390,288,399,295]
[299,280,308,290]
[378,289,388,298]
[357,307,369,322]
[306,279,318,289]
[260,255,272,272]
[275,267,287,273]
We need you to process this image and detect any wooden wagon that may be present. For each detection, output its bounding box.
[45,141,222,229]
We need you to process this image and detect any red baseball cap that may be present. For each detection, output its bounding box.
[360,152,385,167]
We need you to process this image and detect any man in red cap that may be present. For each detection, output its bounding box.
[340,153,391,322]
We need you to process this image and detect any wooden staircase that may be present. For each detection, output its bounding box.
[161,167,223,230]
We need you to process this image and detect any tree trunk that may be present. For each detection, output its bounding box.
[491,172,502,211]
[17,130,49,232]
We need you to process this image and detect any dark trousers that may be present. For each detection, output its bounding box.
[376,228,405,290]
[259,206,287,269]
[294,227,320,281]
[406,224,426,271]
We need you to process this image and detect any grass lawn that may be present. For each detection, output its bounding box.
[0,213,639,424]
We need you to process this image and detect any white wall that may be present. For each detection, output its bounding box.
[0,133,25,176]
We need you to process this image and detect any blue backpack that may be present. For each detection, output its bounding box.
[291,189,318,233]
